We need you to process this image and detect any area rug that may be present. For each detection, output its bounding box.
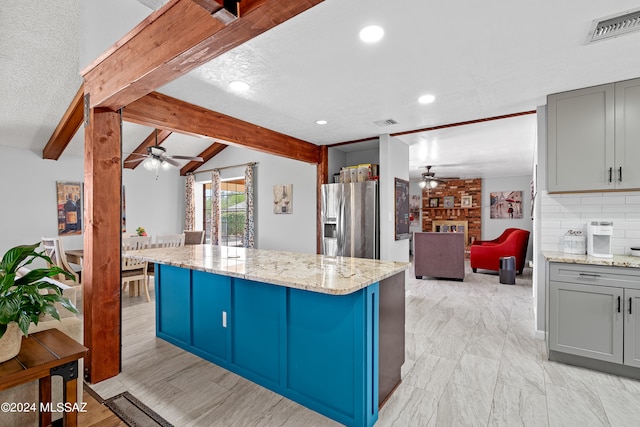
[104,391,174,427]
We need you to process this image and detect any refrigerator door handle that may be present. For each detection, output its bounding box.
[337,186,345,256]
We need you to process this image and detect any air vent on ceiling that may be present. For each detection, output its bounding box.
[373,118,399,127]
[586,8,640,44]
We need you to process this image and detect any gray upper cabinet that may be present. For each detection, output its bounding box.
[615,78,640,191]
[547,77,640,193]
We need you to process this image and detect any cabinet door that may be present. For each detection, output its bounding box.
[615,78,640,190]
[231,279,283,385]
[624,289,640,368]
[547,84,615,192]
[549,281,623,363]
[192,271,230,362]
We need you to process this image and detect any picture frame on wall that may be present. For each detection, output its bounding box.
[394,178,410,240]
[443,196,454,208]
[56,181,83,236]
[490,191,523,219]
[273,184,293,214]
[429,197,439,208]
[461,195,472,207]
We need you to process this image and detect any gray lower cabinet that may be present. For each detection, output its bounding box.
[624,289,640,368]
[548,262,640,368]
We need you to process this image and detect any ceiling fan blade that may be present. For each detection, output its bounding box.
[124,157,146,164]
[168,155,204,162]
[162,157,181,167]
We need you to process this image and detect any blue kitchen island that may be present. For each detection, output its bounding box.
[126,245,408,427]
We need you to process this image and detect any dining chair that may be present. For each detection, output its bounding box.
[183,230,205,245]
[121,236,152,301]
[41,236,80,286]
[155,233,185,248]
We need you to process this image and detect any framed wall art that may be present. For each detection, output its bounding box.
[490,191,523,219]
[273,184,293,214]
[443,196,454,208]
[56,181,82,235]
[461,195,472,207]
[394,178,410,240]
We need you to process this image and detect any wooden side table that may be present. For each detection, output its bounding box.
[0,328,88,427]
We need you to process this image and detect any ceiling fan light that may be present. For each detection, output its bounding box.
[418,180,427,189]
[429,180,438,188]
[161,160,173,170]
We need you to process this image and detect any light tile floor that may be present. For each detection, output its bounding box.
[90,263,640,426]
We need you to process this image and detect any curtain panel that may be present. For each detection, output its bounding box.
[184,174,195,231]
[243,164,255,248]
[211,169,221,245]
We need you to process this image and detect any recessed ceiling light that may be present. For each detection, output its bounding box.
[359,25,384,43]
[418,94,436,104]
[228,80,250,92]
[315,120,328,125]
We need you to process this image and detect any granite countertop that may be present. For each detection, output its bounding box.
[125,245,409,295]
[543,251,640,268]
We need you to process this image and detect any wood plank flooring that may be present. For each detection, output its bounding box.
[77,388,126,427]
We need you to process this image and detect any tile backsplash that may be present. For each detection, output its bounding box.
[540,191,640,254]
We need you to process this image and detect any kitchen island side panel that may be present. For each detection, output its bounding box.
[154,264,379,427]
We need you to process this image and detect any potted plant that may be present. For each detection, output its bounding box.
[0,242,78,362]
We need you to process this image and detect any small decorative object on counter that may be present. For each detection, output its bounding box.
[563,229,586,254]
[136,226,147,237]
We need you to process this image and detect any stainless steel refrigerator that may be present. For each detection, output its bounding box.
[321,181,379,259]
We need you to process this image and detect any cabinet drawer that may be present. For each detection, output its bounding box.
[550,262,640,289]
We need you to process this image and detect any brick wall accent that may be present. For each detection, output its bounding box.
[421,178,482,246]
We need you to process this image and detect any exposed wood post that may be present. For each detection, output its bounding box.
[317,145,328,254]
[83,107,122,383]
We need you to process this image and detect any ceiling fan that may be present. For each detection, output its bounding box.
[125,130,204,172]
[418,166,459,189]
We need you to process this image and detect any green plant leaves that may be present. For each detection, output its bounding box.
[0,242,78,336]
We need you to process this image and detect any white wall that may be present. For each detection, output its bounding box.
[482,175,534,260]
[0,145,185,256]
[194,146,317,254]
[122,167,186,236]
[379,134,410,262]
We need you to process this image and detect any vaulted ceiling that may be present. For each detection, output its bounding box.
[2,0,640,180]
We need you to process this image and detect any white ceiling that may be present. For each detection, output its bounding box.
[2,0,640,181]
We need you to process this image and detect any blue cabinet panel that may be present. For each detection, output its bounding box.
[156,264,191,345]
[231,279,282,384]
[192,271,230,361]
[155,266,379,427]
[287,289,356,417]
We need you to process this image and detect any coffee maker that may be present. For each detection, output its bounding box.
[587,220,613,258]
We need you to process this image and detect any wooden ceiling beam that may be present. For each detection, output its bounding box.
[122,91,321,164]
[82,0,323,111]
[180,142,228,175]
[123,129,172,169]
[43,84,85,160]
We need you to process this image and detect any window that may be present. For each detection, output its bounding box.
[202,178,246,246]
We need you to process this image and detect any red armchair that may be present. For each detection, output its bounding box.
[470,228,530,274]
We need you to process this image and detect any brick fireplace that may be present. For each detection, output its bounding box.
[421,178,482,247]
